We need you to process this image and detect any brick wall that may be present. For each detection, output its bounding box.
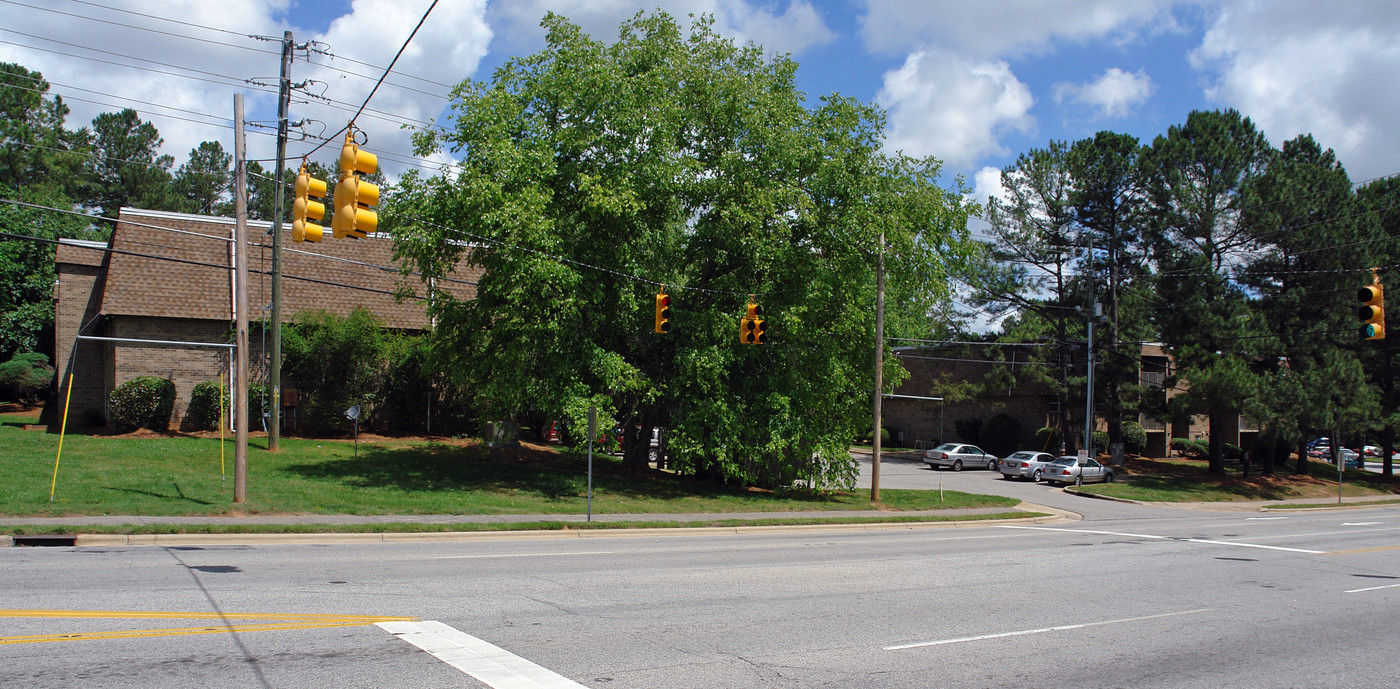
[109,317,232,430]
[52,241,109,426]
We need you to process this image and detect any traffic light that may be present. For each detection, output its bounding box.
[331,130,379,239]
[291,166,326,243]
[654,289,671,333]
[739,298,766,344]
[1359,275,1385,340]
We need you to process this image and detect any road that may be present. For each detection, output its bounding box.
[3,457,1399,688]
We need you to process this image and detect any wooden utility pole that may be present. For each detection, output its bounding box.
[269,30,294,451]
[233,94,249,503]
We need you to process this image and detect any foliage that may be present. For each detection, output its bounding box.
[1171,438,1208,459]
[107,376,175,432]
[387,11,975,488]
[979,413,1022,458]
[0,351,52,403]
[1034,426,1062,454]
[187,380,225,431]
[1092,430,1110,454]
[1121,421,1147,455]
[281,308,389,435]
[954,418,983,445]
[0,184,101,361]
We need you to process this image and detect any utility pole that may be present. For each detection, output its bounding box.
[871,229,885,503]
[1084,301,1096,459]
[233,94,249,503]
[268,30,294,451]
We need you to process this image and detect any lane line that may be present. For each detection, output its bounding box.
[435,551,615,560]
[997,526,1324,554]
[1,621,376,645]
[0,610,414,646]
[884,609,1212,650]
[1330,545,1400,555]
[1180,538,1323,554]
[1343,522,1382,526]
[1346,583,1400,594]
[379,620,588,689]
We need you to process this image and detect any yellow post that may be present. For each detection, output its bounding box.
[219,372,226,480]
[49,374,74,502]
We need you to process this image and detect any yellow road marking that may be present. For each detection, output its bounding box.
[0,610,417,646]
[1328,545,1400,555]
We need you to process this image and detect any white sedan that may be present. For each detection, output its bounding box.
[999,451,1057,481]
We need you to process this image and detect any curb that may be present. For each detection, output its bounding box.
[10,513,1073,548]
[1062,487,1143,505]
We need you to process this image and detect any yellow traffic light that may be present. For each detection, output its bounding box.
[1360,278,1385,340]
[654,290,671,333]
[331,130,379,239]
[739,298,766,344]
[291,166,326,243]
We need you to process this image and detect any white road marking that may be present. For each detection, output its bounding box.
[1346,583,1400,594]
[435,551,615,560]
[884,609,1212,650]
[378,620,588,688]
[1343,522,1381,526]
[997,525,1324,554]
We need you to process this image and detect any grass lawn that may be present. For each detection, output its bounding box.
[1076,456,1400,502]
[0,420,1018,519]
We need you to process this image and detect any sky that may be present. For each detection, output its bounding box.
[4,0,1400,208]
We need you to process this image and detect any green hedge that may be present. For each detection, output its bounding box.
[0,352,51,403]
[1034,426,1061,453]
[1122,421,1147,455]
[109,376,175,432]
[1171,437,1208,459]
[187,381,225,431]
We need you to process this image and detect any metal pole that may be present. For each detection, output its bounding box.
[233,93,249,503]
[587,406,596,522]
[269,30,293,452]
[871,229,884,503]
[1085,311,1095,458]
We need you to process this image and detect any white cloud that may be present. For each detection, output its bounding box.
[486,0,835,58]
[860,0,1178,57]
[1190,0,1400,180]
[972,166,1007,207]
[876,49,1034,167]
[1053,67,1154,118]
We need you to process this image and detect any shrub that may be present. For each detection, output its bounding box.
[0,352,52,403]
[187,381,225,431]
[1224,443,1244,460]
[1034,426,1062,453]
[1171,437,1208,459]
[979,413,1023,458]
[954,418,983,444]
[1092,430,1110,454]
[1122,421,1148,455]
[108,376,175,432]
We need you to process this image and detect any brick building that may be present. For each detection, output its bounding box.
[50,207,479,429]
[881,342,1247,458]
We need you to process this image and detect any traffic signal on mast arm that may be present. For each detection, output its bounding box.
[654,289,671,333]
[739,298,766,344]
[291,166,326,242]
[1359,271,1385,340]
[331,129,379,239]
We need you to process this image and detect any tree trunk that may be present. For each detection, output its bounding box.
[1207,410,1227,475]
[1294,438,1309,475]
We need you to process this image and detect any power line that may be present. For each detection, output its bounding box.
[2,0,276,55]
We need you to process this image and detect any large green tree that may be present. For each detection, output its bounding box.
[387,12,974,488]
[86,108,175,217]
[173,140,232,216]
[0,63,88,197]
[1141,109,1273,475]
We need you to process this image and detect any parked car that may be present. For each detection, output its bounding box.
[999,451,1057,481]
[924,443,998,471]
[1041,456,1115,486]
[1362,445,1382,458]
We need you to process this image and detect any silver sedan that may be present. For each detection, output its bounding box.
[999,450,1057,481]
[1041,456,1115,486]
[923,443,998,471]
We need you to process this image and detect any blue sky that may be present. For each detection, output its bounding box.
[5,1,1399,205]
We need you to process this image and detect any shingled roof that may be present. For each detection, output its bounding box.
[99,208,479,328]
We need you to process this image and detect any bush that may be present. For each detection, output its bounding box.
[1122,421,1148,455]
[1092,430,1110,454]
[187,381,225,431]
[108,376,175,432]
[979,413,1023,458]
[954,418,983,444]
[1034,426,1062,453]
[1171,437,1208,459]
[0,352,52,403]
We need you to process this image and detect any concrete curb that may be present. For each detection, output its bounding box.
[1062,487,1143,505]
[17,512,1073,548]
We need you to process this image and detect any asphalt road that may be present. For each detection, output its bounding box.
[4,458,1399,688]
